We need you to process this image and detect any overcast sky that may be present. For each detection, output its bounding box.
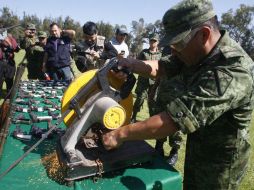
[1,0,253,29]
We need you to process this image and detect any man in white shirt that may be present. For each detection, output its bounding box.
[110,27,129,58]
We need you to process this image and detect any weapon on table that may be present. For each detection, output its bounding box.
[12,119,31,125]
[43,99,60,110]
[12,126,32,141]
[29,113,52,123]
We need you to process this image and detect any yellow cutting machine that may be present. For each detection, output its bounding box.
[57,58,156,181]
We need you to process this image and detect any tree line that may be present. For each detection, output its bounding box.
[0,5,253,58]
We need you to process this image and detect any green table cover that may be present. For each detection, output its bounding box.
[0,80,182,190]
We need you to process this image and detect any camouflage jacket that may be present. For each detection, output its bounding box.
[137,48,162,86]
[157,30,254,189]
[20,36,40,64]
[138,48,162,61]
[74,35,117,71]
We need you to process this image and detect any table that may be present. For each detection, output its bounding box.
[0,80,182,190]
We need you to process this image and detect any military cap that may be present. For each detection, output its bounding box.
[161,0,216,45]
[116,27,128,35]
[26,23,36,30]
[149,33,159,41]
[37,31,47,38]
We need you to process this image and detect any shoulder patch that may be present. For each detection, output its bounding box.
[197,69,233,97]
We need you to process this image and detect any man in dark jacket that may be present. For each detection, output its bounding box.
[42,23,75,82]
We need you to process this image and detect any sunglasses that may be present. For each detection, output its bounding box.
[170,27,202,52]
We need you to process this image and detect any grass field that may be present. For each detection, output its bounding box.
[1,50,253,189]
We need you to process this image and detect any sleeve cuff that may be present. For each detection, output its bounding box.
[166,98,200,134]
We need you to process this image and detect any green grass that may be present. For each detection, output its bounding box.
[1,50,254,189]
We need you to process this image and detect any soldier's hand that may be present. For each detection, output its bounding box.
[91,51,100,59]
[118,58,136,71]
[102,131,122,150]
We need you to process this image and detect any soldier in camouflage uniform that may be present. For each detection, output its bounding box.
[102,0,254,189]
[131,33,162,121]
[74,21,118,72]
[20,23,41,79]
[27,31,47,80]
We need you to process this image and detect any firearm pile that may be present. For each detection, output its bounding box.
[10,80,69,141]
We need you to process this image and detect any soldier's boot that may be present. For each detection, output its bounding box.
[167,148,178,166]
[155,140,164,157]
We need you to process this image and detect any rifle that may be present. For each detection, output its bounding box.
[0,59,26,158]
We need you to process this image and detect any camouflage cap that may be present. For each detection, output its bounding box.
[37,31,47,38]
[161,0,216,45]
[26,23,36,30]
[149,33,159,41]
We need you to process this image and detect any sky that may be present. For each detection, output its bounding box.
[1,0,253,30]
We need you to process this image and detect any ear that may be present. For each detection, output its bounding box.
[201,26,211,45]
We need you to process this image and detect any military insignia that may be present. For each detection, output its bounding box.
[197,69,233,96]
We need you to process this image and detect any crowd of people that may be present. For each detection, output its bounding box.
[0,0,253,189]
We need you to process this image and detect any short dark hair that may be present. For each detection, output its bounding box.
[49,22,60,29]
[83,21,98,35]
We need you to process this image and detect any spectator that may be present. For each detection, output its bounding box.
[110,27,129,58]
[42,23,75,82]
[74,21,118,72]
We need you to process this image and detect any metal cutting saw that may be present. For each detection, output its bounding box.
[57,58,156,181]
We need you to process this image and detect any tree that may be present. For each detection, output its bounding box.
[0,7,21,39]
[221,4,254,58]
[130,18,146,57]
[96,21,114,40]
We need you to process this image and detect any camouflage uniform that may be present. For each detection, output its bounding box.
[157,30,253,190]
[158,0,254,189]
[132,44,162,120]
[74,36,117,72]
[29,31,47,80]
[20,25,41,79]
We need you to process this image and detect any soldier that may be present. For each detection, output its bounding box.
[110,27,129,58]
[74,21,118,72]
[0,33,20,96]
[20,23,39,79]
[27,31,47,80]
[131,33,161,123]
[42,23,75,82]
[102,0,254,189]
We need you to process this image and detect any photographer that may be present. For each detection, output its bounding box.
[110,27,129,59]
[0,33,20,96]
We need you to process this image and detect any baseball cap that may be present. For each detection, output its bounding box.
[38,31,47,38]
[161,0,216,46]
[116,27,128,35]
[26,23,36,30]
